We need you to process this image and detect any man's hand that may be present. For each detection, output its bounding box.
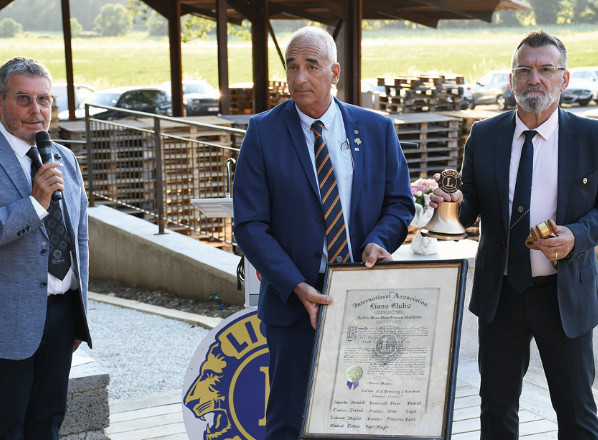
[361,243,392,268]
[534,225,575,264]
[428,172,463,209]
[31,162,63,210]
[294,282,332,329]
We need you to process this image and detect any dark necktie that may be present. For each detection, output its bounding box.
[311,120,350,264]
[26,147,73,280]
[507,130,537,293]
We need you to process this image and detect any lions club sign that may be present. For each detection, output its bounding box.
[182,309,269,440]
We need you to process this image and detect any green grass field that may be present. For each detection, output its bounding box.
[2,25,597,90]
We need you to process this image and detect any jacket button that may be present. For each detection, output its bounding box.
[25,226,31,231]
[318,216,325,223]
[314,252,322,258]
[41,249,47,255]
[40,282,47,288]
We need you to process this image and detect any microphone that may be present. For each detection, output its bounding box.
[35,131,62,200]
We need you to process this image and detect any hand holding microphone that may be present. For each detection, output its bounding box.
[35,131,62,201]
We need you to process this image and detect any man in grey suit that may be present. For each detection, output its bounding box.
[0,57,91,439]
[431,30,598,439]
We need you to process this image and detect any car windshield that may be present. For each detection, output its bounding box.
[86,92,121,107]
[183,82,212,94]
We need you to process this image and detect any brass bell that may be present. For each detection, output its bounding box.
[421,201,468,240]
[421,169,467,241]
[525,219,558,269]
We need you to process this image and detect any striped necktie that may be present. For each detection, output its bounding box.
[311,120,350,264]
[507,129,537,293]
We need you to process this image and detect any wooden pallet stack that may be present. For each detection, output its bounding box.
[377,75,466,113]
[390,113,461,179]
[229,81,291,114]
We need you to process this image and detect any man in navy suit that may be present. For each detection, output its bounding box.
[233,27,414,439]
[0,57,91,439]
[431,30,598,439]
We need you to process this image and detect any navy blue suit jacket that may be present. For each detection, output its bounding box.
[233,98,415,326]
[460,109,598,338]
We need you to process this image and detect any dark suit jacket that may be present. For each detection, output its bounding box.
[460,108,598,338]
[0,134,91,360]
[233,98,415,326]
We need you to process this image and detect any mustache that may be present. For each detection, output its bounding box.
[23,117,45,123]
[523,85,546,95]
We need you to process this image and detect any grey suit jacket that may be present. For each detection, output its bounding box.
[0,132,90,360]
[460,109,598,338]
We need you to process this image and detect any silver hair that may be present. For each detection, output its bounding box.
[511,29,567,69]
[0,57,52,95]
[285,26,338,65]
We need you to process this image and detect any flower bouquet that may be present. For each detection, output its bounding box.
[409,178,438,255]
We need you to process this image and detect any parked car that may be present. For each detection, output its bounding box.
[560,84,593,106]
[469,70,515,110]
[52,82,96,113]
[161,80,220,116]
[58,86,172,121]
[568,67,598,103]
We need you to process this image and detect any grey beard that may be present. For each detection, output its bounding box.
[514,85,561,113]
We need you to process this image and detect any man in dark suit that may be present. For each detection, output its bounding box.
[233,26,414,439]
[431,30,598,439]
[0,57,91,439]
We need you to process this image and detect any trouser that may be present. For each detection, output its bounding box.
[478,278,598,440]
[0,293,75,440]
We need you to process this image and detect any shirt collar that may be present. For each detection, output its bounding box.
[296,96,338,132]
[0,121,34,158]
[515,107,559,142]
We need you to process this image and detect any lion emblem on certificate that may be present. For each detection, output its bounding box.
[301,260,468,440]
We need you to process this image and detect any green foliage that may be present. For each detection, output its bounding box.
[529,0,560,24]
[94,4,132,37]
[146,11,168,37]
[70,18,83,37]
[0,17,22,38]
[227,20,251,41]
[181,15,213,43]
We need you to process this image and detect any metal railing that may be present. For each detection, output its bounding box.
[81,103,246,247]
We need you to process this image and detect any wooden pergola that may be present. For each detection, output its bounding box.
[0,0,529,119]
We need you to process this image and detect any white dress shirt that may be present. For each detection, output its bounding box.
[296,98,354,271]
[0,122,78,294]
[508,109,559,277]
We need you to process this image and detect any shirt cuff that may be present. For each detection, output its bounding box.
[29,195,49,220]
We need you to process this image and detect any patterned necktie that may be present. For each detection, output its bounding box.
[26,147,73,280]
[507,130,537,293]
[311,120,350,264]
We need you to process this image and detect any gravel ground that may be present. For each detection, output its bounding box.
[78,279,245,401]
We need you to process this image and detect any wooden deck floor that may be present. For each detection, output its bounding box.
[106,360,567,439]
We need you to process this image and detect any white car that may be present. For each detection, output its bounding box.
[52,83,96,113]
[568,67,598,102]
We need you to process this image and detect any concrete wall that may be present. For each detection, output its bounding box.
[88,205,244,306]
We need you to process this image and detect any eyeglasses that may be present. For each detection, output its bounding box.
[3,93,54,108]
[512,66,565,81]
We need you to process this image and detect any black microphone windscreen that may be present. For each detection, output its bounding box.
[35,131,53,164]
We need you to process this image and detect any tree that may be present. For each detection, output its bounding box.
[70,17,83,37]
[146,11,168,36]
[529,0,560,24]
[0,17,21,37]
[94,3,132,37]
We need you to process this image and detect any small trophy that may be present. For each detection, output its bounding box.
[421,169,468,241]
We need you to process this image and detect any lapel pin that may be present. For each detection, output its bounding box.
[583,178,588,184]
[354,138,361,145]
[353,129,359,135]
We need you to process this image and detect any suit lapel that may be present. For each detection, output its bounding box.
[283,101,320,199]
[556,109,576,223]
[0,132,34,199]
[495,112,517,235]
[335,101,363,222]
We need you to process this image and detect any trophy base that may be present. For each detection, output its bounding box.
[421,229,468,241]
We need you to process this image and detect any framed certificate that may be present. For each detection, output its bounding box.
[301,260,468,439]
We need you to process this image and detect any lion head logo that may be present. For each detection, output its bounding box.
[184,310,269,440]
